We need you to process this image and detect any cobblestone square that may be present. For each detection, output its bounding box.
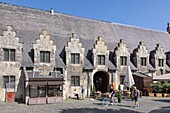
[0,97,170,113]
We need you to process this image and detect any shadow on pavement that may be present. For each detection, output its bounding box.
[153,99,170,103]
[93,102,133,108]
[60,108,140,113]
[149,107,170,113]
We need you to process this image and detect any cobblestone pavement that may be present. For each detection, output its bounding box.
[0,97,170,113]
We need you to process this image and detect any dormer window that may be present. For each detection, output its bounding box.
[158,59,164,67]
[71,53,80,64]
[141,57,147,66]
[3,48,15,61]
[40,51,50,63]
[98,55,105,65]
[120,56,127,66]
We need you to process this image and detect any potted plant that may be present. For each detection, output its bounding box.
[148,86,154,97]
[130,85,134,100]
[150,82,163,97]
[162,82,170,97]
[155,82,163,97]
[117,85,122,103]
[150,83,156,97]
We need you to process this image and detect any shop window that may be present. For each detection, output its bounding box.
[29,85,46,98]
[47,85,62,97]
[3,49,15,61]
[120,56,127,66]
[40,51,50,63]
[29,86,38,98]
[141,57,147,66]
[98,55,105,65]
[3,76,15,88]
[71,53,80,64]
[71,76,80,86]
[158,59,164,67]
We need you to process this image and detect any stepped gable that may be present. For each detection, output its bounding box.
[1,2,170,67]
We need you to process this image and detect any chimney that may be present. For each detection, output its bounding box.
[167,23,170,33]
[50,8,54,16]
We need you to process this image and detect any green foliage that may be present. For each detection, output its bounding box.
[117,85,122,102]
[130,85,134,100]
[162,82,170,93]
[150,82,163,93]
[93,83,96,93]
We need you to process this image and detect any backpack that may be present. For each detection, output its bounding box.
[134,89,139,97]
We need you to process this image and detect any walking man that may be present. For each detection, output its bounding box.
[134,86,139,107]
[81,86,85,99]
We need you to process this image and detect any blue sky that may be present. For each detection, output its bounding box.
[1,0,170,31]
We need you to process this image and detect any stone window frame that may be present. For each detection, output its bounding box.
[120,56,127,66]
[97,55,105,65]
[71,53,80,64]
[3,48,16,62]
[141,57,147,66]
[71,76,80,86]
[120,75,125,84]
[40,51,50,63]
[158,59,164,67]
[3,75,15,88]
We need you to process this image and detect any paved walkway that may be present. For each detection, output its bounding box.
[0,97,170,113]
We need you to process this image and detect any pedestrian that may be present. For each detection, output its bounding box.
[81,86,85,99]
[134,86,140,108]
[74,89,79,100]
[110,85,116,104]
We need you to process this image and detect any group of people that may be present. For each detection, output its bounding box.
[74,86,85,100]
[109,85,140,108]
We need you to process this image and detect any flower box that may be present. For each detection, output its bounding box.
[155,93,162,97]
[149,93,155,97]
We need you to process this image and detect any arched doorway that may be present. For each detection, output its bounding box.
[93,71,109,93]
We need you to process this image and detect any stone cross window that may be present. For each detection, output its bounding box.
[40,51,50,63]
[71,76,80,86]
[3,48,15,61]
[97,55,105,65]
[3,76,15,88]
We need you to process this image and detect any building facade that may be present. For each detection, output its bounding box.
[0,3,170,104]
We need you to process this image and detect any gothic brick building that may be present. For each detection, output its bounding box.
[0,2,170,104]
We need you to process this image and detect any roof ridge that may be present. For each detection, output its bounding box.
[112,22,167,34]
[0,2,167,33]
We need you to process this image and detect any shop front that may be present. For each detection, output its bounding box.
[25,71,64,105]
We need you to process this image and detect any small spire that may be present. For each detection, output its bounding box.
[50,8,54,16]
